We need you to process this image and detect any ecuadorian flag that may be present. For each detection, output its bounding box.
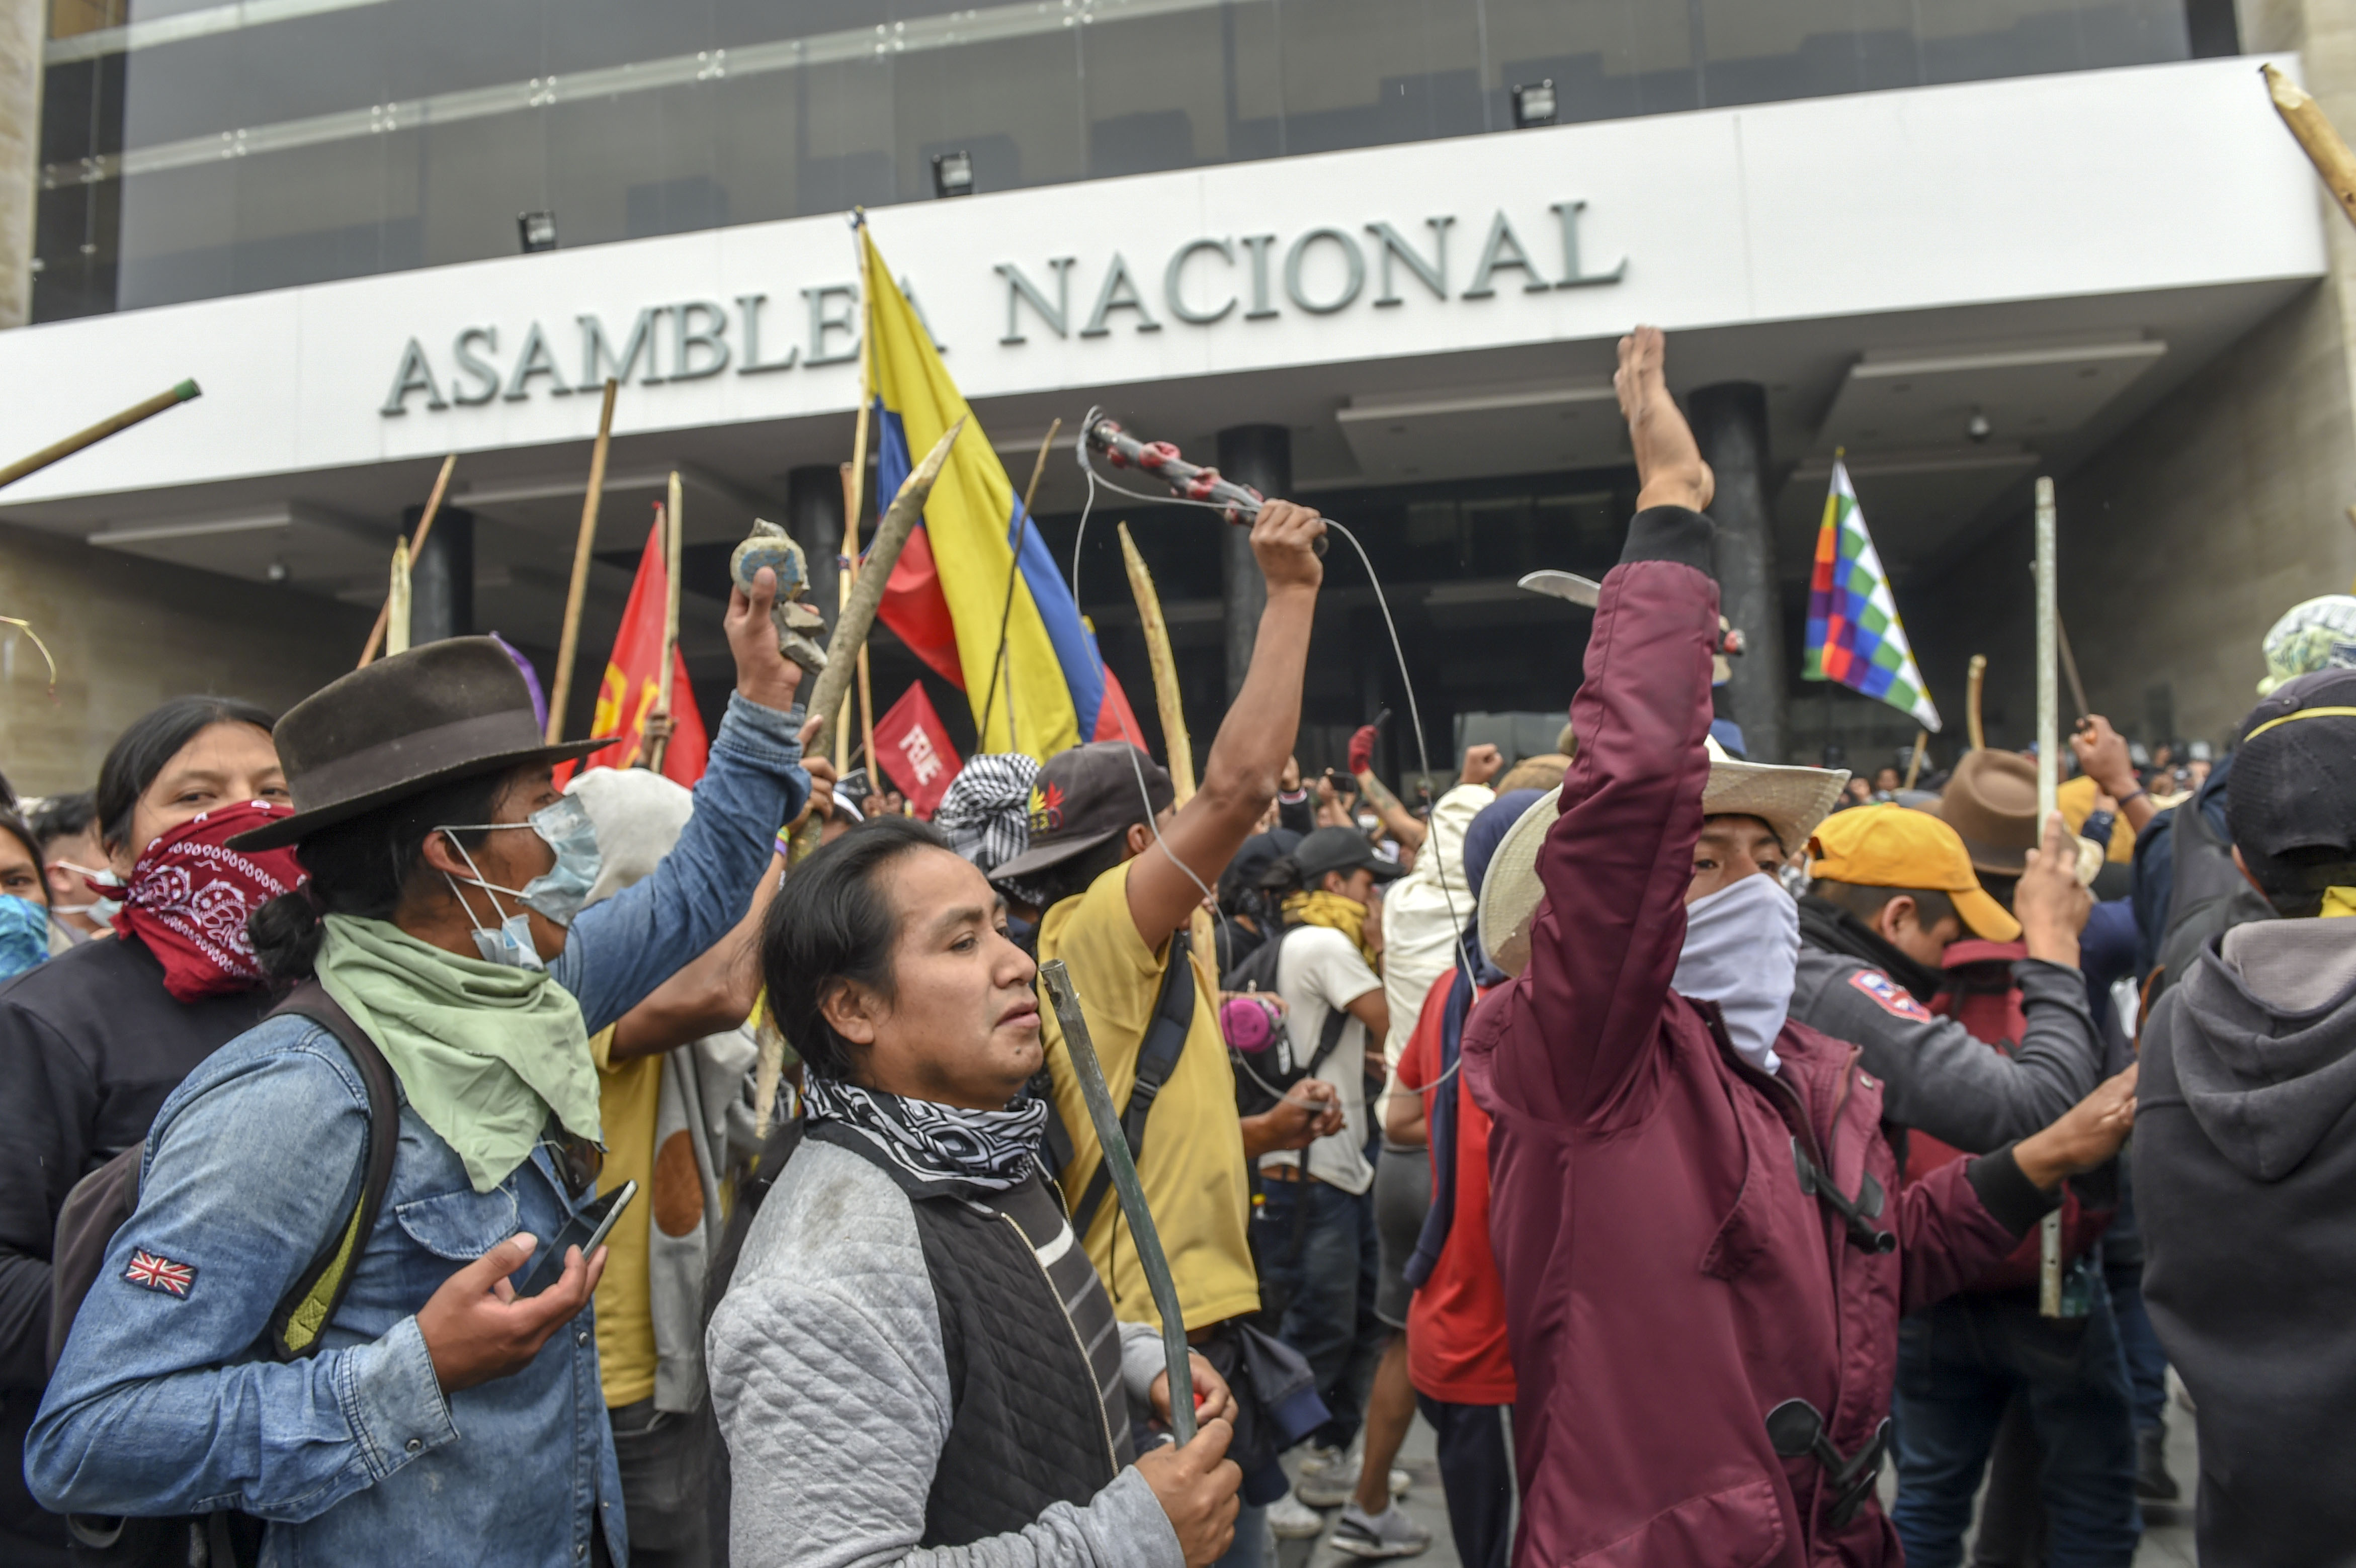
[862,224,1143,759]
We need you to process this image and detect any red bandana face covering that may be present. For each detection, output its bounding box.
[112,801,306,1003]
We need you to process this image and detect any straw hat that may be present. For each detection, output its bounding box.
[1477,740,1847,977]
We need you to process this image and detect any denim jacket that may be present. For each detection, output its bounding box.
[28,694,809,1567]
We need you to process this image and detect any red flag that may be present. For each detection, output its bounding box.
[1093,665,1149,749]
[874,682,964,818]
[573,517,709,785]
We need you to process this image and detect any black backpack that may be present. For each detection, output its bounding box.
[1220,926,1351,1121]
[45,982,401,1567]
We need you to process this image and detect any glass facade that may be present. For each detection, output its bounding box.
[34,0,2204,323]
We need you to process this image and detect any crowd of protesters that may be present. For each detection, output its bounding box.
[0,326,2347,1568]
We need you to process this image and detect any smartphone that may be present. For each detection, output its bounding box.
[521,1179,635,1297]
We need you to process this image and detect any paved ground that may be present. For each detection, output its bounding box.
[1271,1392,2199,1567]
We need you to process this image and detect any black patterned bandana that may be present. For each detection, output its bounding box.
[801,1075,1048,1192]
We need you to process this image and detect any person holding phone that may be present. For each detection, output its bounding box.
[30,570,816,1567]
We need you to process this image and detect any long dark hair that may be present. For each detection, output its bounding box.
[247,771,508,980]
[761,815,949,1082]
[96,696,278,854]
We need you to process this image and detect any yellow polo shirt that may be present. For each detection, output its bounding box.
[1039,861,1260,1333]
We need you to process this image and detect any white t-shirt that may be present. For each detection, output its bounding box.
[1259,925,1383,1195]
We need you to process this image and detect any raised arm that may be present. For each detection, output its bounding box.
[1470,327,1720,1127]
[1125,503,1325,945]
[553,571,811,1032]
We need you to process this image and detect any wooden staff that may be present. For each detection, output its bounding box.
[2058,620,2091,721]
[835,463,864,780]
[360,454,458,667]
[548,380,621,742]
[1965,654,1989,751]
[1902,730,1928,792]
[0,379,201,491]
[2032,475,2066,1319]
[807,420,966,760]
[1118,522,1217,993]
[385,539,413,657]
[2265,64,2356,230]
[646,473,686,773]
[978,420,1063,751]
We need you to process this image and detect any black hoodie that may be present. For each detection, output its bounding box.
[2137,918,2356,1566]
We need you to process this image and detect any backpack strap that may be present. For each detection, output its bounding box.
[1068,929,1198,1238]
[264,981,401,1362]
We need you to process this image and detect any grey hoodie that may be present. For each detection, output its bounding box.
[2136,918,2356,1567]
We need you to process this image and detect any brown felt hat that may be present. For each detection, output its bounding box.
[228,637,609,851]
[1927,749,2040,876]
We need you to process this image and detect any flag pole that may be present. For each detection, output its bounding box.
[550,379,621,743]
[836,215,876,781]
[1902,730,1928,792]
[978,419,1063,752]
[648,475,685,773]
[2033,475,2066,1319]
[360,454,457,667]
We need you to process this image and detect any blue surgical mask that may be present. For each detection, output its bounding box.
[438,796,604,931]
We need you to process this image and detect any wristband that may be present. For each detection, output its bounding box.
[2115,788,2148,808]
[774,829,796,858]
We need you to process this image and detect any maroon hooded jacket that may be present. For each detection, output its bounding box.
[1461,506,2054,1567]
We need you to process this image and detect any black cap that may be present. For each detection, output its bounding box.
[2228,668,2356,909]
[988,741,1173,882]
[1292,825,1407,886]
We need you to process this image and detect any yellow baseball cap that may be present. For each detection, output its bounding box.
[1806,803,2022,943]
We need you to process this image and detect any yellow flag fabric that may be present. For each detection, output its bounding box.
[863,228,1083,759]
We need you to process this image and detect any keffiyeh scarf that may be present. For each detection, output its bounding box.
[802,1074,1048,1192]
[937,752,1050,904]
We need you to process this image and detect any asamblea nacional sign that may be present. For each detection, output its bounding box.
[378,201,1623,415]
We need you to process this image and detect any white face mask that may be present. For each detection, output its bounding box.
[1673,870,1800,1075]
[440,841,546,973]
[50,861,122,921]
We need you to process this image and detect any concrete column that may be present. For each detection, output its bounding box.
[407,504,474,643]
[0,0,41,329]
[1687,382,1787,762]
[1215,424,1288,702]
[787,465,845,629]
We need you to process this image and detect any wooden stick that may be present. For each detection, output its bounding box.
[1117,521,1217,993]
[360,454,458,667]
[858,641,878,800]
[2032,475,2065,1320]
[647,473,686,773]
[1965,654,1989,752]
[385,539,413,658]
[2266,64,2356,230]
[2057,619,2090,722]
[549,379,621,743]
[1903,730,1928,792]
[807,420,966,759]
[0,379,201,491]
[836,463,861,778]
[978,419,1063,750]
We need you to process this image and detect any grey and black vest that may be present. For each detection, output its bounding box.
[804,1122,1120,1549]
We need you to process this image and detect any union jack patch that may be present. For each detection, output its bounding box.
[1849,970,1934,1023]
[123,1248,196,1298]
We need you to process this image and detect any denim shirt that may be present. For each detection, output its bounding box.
[28,693,809,1566]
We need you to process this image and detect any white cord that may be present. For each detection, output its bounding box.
[1074,434,1479,1107]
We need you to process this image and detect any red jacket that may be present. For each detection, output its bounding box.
[1461,508,2049,1567]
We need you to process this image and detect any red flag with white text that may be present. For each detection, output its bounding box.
[575,516,709,784]
[875,682,964,818]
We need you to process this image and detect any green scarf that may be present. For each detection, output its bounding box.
[1284,889,1378,967]
[317,914,602,1193]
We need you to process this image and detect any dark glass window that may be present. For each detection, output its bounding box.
[30,0,2207,322]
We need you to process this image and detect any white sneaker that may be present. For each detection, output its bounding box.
[1293,1446,1358,1507]
[1330,1501,1433,1559]
[1267,1491,1325,1540]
